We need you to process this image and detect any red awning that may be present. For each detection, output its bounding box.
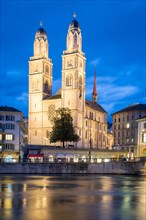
[28,154,44,158]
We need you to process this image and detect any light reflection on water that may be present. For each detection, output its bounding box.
[0,175,146,220]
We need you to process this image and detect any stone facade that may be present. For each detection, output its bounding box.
[28,17,109,149]
[112,104,146,152]
[137,117,146,157]
[0,106,27,160]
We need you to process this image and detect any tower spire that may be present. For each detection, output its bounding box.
[92,66,98,103]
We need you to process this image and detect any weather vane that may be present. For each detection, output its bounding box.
[73,12,76,19]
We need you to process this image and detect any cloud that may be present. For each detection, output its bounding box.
[16,92,28,103]
[89,58,100,66]
[85,75,139,115]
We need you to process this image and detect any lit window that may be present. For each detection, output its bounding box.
[126,123,130,128]
[131,138,134,142]
[5,134,13,140]
[127,138,129,143]
[0,134,2,140]
[142,133,146,143]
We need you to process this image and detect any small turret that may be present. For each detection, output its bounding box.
[34,21,48,57]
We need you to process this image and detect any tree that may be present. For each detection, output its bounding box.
[49,108,80,148]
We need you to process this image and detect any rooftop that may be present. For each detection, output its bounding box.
[0,106,21,113]
[111,104,146,115]
[85,100,107,113]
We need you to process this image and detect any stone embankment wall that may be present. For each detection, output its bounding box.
[0,161,145,175]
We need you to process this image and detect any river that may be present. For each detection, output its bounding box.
[0,175,146,220]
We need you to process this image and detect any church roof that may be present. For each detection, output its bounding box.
[55,88,62,95]
[85,100,107,113]
[43,94,61,100]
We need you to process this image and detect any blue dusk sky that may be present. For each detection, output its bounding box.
[0,0,145,121]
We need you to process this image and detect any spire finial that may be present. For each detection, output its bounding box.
[73,12,76,19]
[40,20,43,27]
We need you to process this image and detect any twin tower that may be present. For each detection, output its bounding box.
[28,15,104,148]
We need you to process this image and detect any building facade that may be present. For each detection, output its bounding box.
[136,116,146,157]
[28,15,109,149]
[0,106,27,161]
[112,104,146,153]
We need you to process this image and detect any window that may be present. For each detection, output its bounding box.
[0,134,2,140]
[85,131,87,139]
[114,118,116,123]
[45,65,49,74]
[144,123,146,129]
[0,115,4,121]
[66,74,73,86]
[118,132,120,137]
[0,123,5,130]
[127,116,129,121]
[86,121,88,127]
[46,130,49,138]
[119,118,120,122]
[127,138,129,143]
[3,144,14,150]
[5,134,13,140]
[123,117,125,122]
[5,124,15,130]
[35,131,37,136]
[126,123,130,128]
[118,125,120,129]
[142,133,146,143]
[6,115,15,121]
[74,34,77,46]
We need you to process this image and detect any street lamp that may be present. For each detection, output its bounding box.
[16,120,22,162]
[89,125,92,163]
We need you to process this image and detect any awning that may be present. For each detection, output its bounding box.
[65,154,74,157]
[56,154,65,158]
[28,154,44,158]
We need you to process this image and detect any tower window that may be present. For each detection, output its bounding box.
[66,74,73,86]
[74,34,77,47]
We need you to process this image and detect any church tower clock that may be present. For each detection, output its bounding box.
[28,22,53,144]
[61,14,86,147]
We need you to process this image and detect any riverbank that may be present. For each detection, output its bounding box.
[0,161,145,175]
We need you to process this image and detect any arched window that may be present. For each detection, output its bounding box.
[66,75,73,86]
[74,34,77,46]
[79,76,82,98]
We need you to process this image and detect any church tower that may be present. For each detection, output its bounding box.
[61,14,86,147]
[28,22,53,144]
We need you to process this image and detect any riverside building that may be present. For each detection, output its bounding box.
[0,106,27,161]
[28,15,110,149]
[112,103,146,154]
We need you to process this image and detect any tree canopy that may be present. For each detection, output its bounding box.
[49,108,80,147]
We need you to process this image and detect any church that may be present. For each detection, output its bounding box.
[28,14,109,149]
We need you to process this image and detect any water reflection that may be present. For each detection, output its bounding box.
[0,175,146,220]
